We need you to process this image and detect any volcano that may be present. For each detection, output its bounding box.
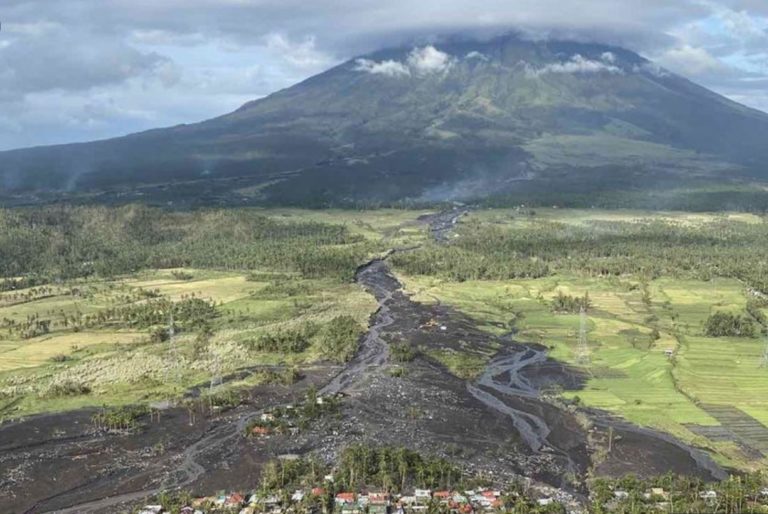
[2,34,768,206]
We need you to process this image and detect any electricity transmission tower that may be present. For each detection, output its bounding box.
[577,306,590,365]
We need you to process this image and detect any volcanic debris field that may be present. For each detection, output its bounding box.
[0,208,738,514]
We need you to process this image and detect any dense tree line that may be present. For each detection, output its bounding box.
[590,472,768,514]
[704,312,757,338]
[392,218,768,293]
[551,292,592,313]
[336,445,462,492]
[259,445,463,493]
[0,205,372,282]
[246,323,316,353]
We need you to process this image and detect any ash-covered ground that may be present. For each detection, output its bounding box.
[0,209,724,514]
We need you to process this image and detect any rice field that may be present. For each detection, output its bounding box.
[398,270,768,469]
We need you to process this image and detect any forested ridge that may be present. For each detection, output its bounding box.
[0,206,372,281]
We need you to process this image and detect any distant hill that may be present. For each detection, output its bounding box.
[2,34,768,207]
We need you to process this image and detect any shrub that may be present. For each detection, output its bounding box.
[171,270,194,280]
[551,291,591,313]
[704,311,756,337]
[247,324,316,353]
[42,380,91,398]
[316,316,363,363]
[390,342,418,363]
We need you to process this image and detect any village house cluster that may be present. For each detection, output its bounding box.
[136,486,566,514]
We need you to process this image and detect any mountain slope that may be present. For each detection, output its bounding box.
[2,35,768,205]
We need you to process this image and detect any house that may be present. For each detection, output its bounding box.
[452,494,468,504]
[399,496,417,505]
[324,474,335,482]
[292,490,305,502]
[261,412,275,422]
[262,495,281,507]
[368,492,390,504]
[251,425,271,437]
[651,487,668,499]
[613,490,629,500]
[312,487,327,496]
[226,493,245,506]
[369,503,388,514]
[336,492,356,504]
[368,493,390,514]
[699,490,718,503]
[414,489,432,501]
[537,498,553,507]
[481,491,501,499]
[434,491,452,503]
[239,508,256,514]
[341,504,363,514]
[138,507,163,514]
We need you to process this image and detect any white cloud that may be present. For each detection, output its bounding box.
[407,45,455,74]
[354,45,454,78]
[466,50,489,61]
[354,58,411,77]
[601,51,617,63]
[532,54,623,76]
[657,44,727,76]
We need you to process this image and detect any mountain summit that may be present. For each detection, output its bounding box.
[2,35,768,205]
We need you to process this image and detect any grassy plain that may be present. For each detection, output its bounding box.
[0,208,436,419]
[0,268,380,418]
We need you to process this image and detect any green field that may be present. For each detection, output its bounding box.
[396,209,768,470]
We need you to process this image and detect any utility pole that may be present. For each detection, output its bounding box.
[165,313,181,402]
[760,336,768,368]
[608,426,614,453]
[577,306,590,366]
[209,350,222,395]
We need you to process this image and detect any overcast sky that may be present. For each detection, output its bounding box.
[1,0,767,150]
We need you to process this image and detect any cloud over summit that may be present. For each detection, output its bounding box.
[1,0,767,149]
[355,45,455,78]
